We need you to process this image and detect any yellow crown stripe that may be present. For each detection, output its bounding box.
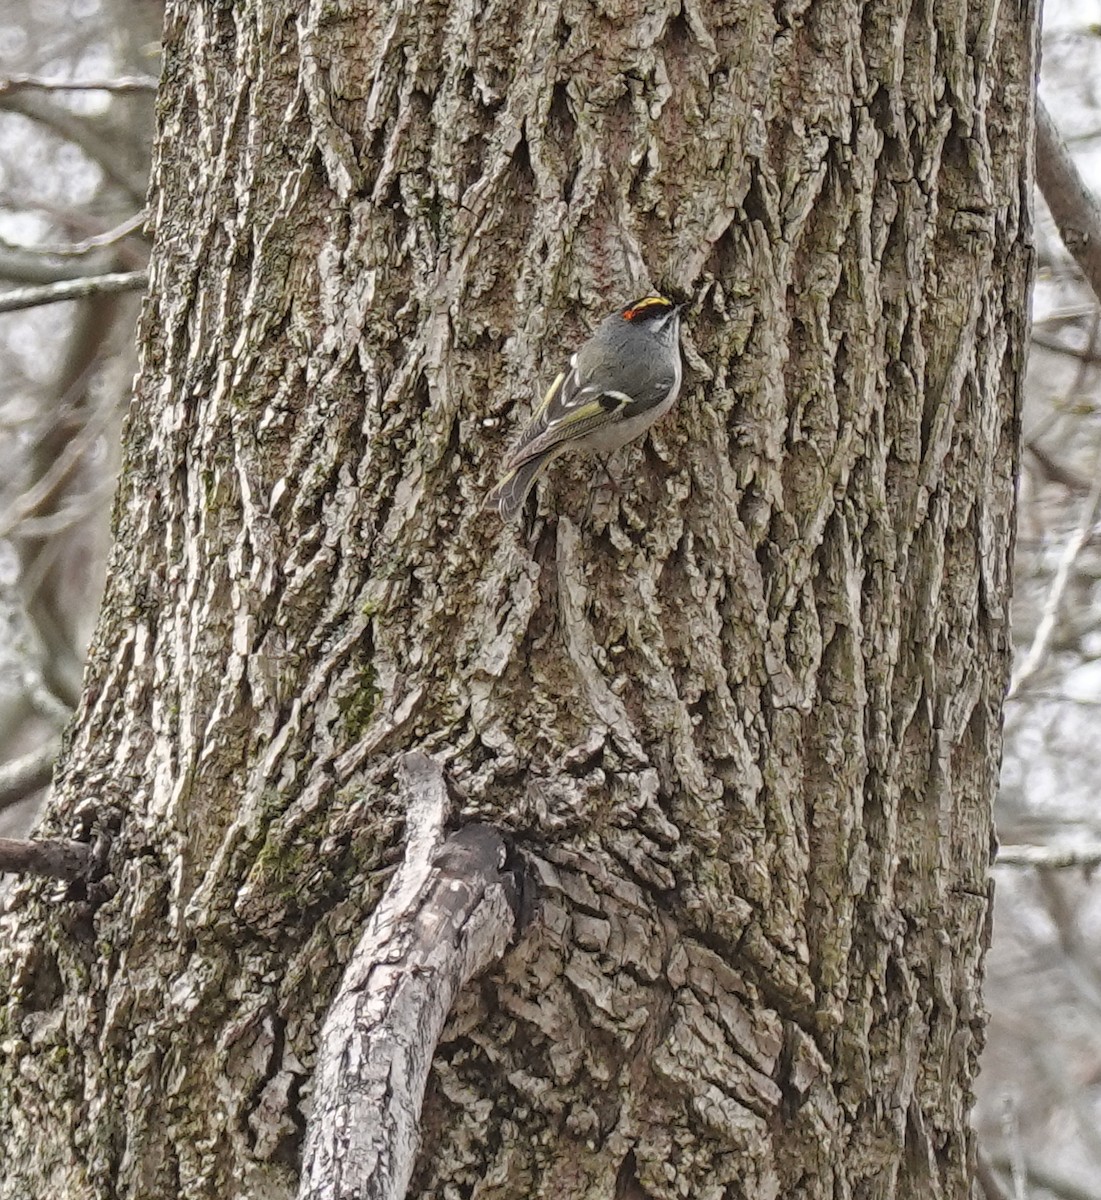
[623,295,673,320]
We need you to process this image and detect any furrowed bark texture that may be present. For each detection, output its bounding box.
[299,754,521,1200]
[0,1,1032,1199]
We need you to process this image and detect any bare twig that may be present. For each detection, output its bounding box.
[20,655,73,726]
[1036,96,1101,306]
[1033,303,1100,326]
[0,92,147,202]
[17,211,147,258]
[14,481,117,538]
[0,203,148,278]
[999,1097,1028,1200]
[1030,329,1101,367]
[0,74,159,95]
[0,392,121,536]
[1009,434,1101,696]
[1007,691,1101,707]
[0,741,57,813]
[988,1154,1101,1200]
[995,844,1101,869]
[0,242,114,286]
[298,752,524,1200]
[0,836,89,880]
[977,1150,1013,1200]
[1025,439,1091,493]
[0,270,148,314]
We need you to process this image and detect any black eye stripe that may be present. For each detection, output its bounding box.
[599,393,620,412]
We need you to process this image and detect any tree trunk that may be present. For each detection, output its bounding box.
[0,1,1033,1198]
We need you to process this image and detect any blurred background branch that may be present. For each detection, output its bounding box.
[0,0,158,850]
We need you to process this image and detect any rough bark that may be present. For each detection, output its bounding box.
[299,753,522,1200]
[0,1,1033,1199]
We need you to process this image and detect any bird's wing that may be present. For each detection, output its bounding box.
[505,356,637,468]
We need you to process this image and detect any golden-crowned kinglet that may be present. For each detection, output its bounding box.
[486,295,684,520]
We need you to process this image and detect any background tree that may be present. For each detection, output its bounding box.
[0,2,1034,1200]
[0,0,157,835]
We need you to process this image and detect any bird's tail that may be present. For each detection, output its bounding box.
[485,455,547,520]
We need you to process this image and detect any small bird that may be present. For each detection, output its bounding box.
[486,294,684,520]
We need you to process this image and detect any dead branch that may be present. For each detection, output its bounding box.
[0,836,89,880]
[0,741,57,813]
[0,270,148,314]
[0,74,158,95]
[298,752,525,1200]
[1036,96,1101,306]
[995,844,1101,869]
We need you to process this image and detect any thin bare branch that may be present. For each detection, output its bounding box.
[1007,691,1101,707]
[0,270,148,314]
[0,392,121,536]
[1033,303,1100,326]
[0,740,57,813]
[995,844,1101,869]
[1036,96,1101,305]
[977,1150,1013,1200]
[15,481,117,538]
[0,836,89,880]
[0,74,159,95]
[1010,434,1101,696]
[988,1155,1101,1200]
[0,91,148,202]
[1025,439,1092,493]
[1030,329,1101,366]
[29,211,148,257]
[0,201,149,274]
[0,241,114,285]
[999,1098,1028,1200]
